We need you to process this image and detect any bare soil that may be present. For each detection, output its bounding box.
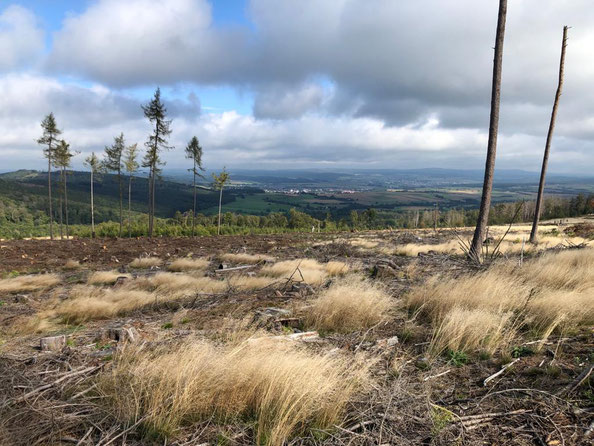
[0,231,592,445]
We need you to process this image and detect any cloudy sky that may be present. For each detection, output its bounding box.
[0,0,592,173]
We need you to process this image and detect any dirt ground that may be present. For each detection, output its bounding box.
[0,230,592,445]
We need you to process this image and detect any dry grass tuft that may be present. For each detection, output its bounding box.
[261,258,349,285]
[406,267,528,319]
[407,248,594,354]
[168,257,210,272]
[128,272,227,297]
[53,287,156,323]
[429,308,516,356]
[129,257,162,268]
[63,259,80,270]
[227,275,278,291]
[87,271,130,285]
[98,338,370,445]
[220,252,275,264]
[307,275,392,333]
[518,248,594,291]
[0,274,60,293]
[349,238,380,249]
[394,234,588,257]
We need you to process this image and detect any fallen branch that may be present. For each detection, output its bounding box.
[7,365,102,406]
[557,364,593,396]
[215,264,257,273]
[483,358,520,386]
[424,369,451,381]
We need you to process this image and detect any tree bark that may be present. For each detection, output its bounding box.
[64,168,69,239]
[47,140,53,240]
[147,168,153,237]
[59,168,63,240]
[217,187,223,235]
[469,0,508,263]
[90,169,95,238]
[530,26,568,244]
[128,174,132,238]
[118,170,123,238]
[192,159,197,237]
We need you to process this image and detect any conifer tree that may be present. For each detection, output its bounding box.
[37,113,62,240]
[124,142,139,238]
[141,88,172,237]
[84,152,102,238]
[104,133,126,237]
[185,136,205,237]
[53,140,77,239]
[212,168,230,236]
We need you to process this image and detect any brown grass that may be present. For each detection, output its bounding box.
[87,271,130,285]
[0,274,60,293]
[407,248,594,354]
[261,258,349,285]
[63,259,80,270]
[220,253,275,264]
[517,248,594,291]
[134,272,228,296]
[227,275,278,291]
[306,275,392,333]
[168,257,210,272]
[428,308,516,356]
[53,287,156,323]
[129,257,162,268]
[98,338,369,445]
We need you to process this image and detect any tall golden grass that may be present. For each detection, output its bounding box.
[53,287,156,323]
[261,258,349,285]
[306,275,392,333]
[129,257,162,268]
[394,236,588,257]
[408,248,594,354]
[220,253,275,264]
[98,338,370,445]
[0,274,60,293]
[167,257,209,272]
[87,271,130,285]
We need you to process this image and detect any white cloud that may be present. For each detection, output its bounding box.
[48,0,248,86]
[0,5,44,72]
[2,0,594,174]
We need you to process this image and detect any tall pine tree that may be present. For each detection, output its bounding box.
[141,88,172,237]
[37,113,62,240]
[53,140,77,239]
[185,136,205,237]
[124,142,140,238]
[104,133,126,237]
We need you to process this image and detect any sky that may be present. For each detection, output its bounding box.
[0,0,593,174]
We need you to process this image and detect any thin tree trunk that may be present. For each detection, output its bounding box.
[59,168,63,240]
[530,26,568,244]
[469,0,508,263]
[192,160,197,237]
[90,169,95,238]
[217,187,223,235]
[148,166,153,237]
[48,149,53,240]
[152,171,156,236]
[118,170,123,238]
[64,168,69,239]
[128,175,132,238]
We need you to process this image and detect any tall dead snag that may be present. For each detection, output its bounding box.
[469,0,508,263]
[530,26,569,244]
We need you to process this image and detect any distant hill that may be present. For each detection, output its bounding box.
[0,170,237,225]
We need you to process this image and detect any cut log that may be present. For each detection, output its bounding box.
[40,335,66,352]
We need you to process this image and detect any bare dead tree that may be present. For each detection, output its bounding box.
[529,26,569,244]
[469,0,508,263]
